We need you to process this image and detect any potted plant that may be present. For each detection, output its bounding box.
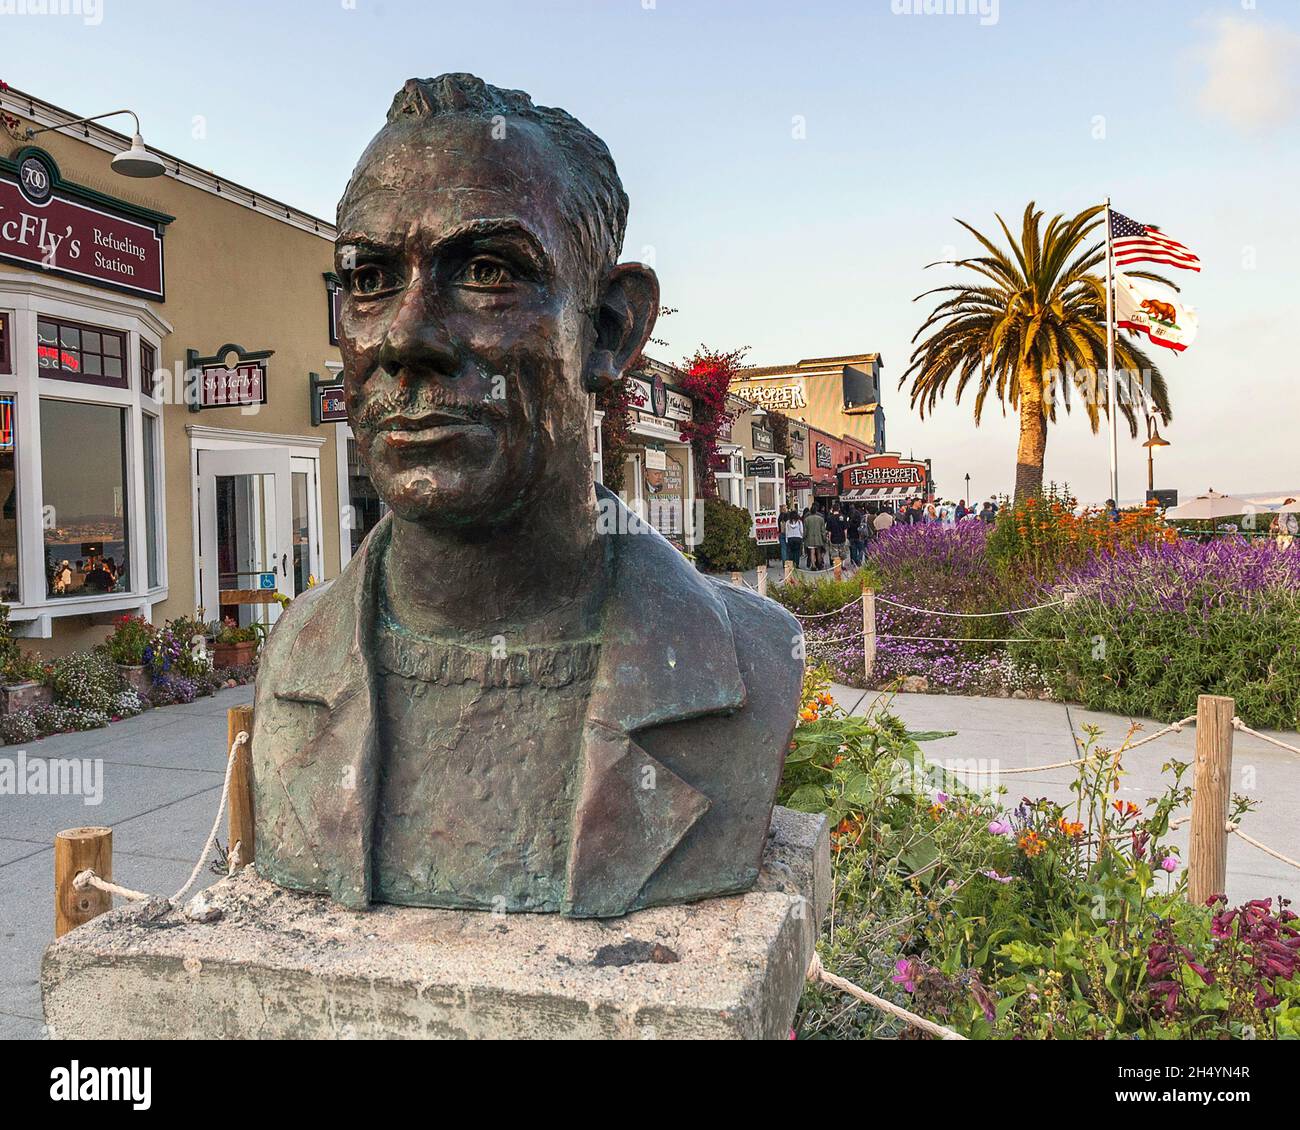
[0,651,53,714]
[211,617,262,669]
[105,614,156,696]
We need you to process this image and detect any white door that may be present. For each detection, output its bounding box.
[198,447,292,628]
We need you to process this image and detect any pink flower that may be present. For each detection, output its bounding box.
[1159,855,1179,873]
[981,869,1015,883]
[891,958,920,993]
[988,819,1011,835]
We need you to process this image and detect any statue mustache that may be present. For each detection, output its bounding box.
[353,383,508,428]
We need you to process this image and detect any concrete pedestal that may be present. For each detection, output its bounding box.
[42,806,829,1040]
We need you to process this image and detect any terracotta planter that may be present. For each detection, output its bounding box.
[0,680,53,715]
[213,639,257,669]
[116,664,154,697]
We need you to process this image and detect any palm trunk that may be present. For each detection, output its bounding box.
[1014,373,1047,502]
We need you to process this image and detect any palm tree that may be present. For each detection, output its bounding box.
[903,203,1173,501]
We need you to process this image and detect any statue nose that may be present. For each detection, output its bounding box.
[378,281,459,380]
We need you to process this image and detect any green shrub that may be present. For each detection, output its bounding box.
[694,497,762,572]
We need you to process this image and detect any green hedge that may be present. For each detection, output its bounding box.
[695,497,764,572]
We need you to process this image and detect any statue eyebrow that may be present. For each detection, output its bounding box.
[337,220,552,274]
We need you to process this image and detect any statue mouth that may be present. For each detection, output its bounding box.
[374,409,492,450]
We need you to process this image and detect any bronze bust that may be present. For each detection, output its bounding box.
[251,74,801,917]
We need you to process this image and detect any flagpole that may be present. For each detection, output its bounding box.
[1104,196,1119,503]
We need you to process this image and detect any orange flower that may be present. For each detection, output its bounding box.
[1057,817,1084,838]
[799,708,819,722]
[1018,831,1045,857]
[1112,800,1140,818]
[928,802,945,819]
[817,692,834,706]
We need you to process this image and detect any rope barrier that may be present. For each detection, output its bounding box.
[70,731,248,911]
[873,596,1068,618]
[1231,717,1300,760]
[806,953,966,1040]
[1229,825,1300,871]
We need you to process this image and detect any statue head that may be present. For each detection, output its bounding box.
[335,74,659,531]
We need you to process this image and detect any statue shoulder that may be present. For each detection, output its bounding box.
[711,579,803,705]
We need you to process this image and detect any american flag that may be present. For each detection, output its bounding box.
[1110,210,1201,272]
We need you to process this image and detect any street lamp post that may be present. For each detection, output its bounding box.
[1142,417,1171,495]
[964,473,971,504]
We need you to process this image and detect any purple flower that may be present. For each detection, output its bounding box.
[980,869,1015,883]
[988,819,1011,835]
[891,958,921,993]
[1159,855,1179,873]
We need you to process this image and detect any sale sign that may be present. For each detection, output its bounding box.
[0,151,168,301]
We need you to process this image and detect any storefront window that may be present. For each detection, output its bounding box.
[41,400,130,598]
[0,396,18,602]
[140,339,157,399]
[345,434,386,556]
[37,316,128,390]
[0,313,11,375]
[142,413,161,588]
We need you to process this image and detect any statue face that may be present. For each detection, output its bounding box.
[335,116,594,530]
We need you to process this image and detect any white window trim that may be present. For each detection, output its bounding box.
[0,271,172,634]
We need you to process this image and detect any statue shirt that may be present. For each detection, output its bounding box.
[370,598,600,912]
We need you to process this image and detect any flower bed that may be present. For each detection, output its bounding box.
[785,672,1300,1040]
[1014,538,1300,730]
[0,609,258,745]
[774,523,1049,697]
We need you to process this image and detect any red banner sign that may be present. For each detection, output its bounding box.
[840,454,927,492]
[0,163,165,301]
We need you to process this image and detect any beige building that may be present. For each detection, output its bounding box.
[0,87,373,654]
[730,353,886,455]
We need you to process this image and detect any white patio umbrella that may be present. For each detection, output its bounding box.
[1164,490,1258,521]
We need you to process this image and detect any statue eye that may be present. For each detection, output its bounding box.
[350,265,398,297]
[458,257,514,290]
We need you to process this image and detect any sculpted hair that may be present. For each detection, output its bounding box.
[342,73,629,296]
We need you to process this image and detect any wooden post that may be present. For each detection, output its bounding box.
[1188,694,1234,905]
[227,705,256,868]
[756,564,768,597]
[862,588,876,682]
[730,571,743,587]
[54,826,112,938]
[783,559,794,582]
[833,559,843,581]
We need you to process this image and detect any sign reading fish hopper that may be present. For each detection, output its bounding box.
[839,453,929,503]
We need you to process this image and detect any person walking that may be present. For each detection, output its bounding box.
[873,507,895,535]
[826,506,848,569]
[803,506,827,570]
[783,510,804,571]
[847,506,865,567]
[777,508,789,564]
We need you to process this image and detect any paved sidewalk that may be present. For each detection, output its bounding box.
[832,685,1300,907]
[0,685,252,1039]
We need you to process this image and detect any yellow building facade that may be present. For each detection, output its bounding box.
[0,87,368,655]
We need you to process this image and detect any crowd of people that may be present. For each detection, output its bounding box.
[776,496,999,572]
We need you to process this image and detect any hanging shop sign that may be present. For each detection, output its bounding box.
[789,427,806,460]
[838,453,929,502]
[310,371,348,425]
[186,343,274,411]
[786,472,813,491]
[813,479,838,498]
[745,456,777,478]
[0,148,171,301]
[628,375,692,423]
[325,273,343,346]
[815,441,833,469]
[751,424,774,452]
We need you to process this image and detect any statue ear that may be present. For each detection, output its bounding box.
[584,263,660,392]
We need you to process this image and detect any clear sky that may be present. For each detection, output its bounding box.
[4,0,1298,505]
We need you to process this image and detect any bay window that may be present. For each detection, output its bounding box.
[0,279,168,630]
